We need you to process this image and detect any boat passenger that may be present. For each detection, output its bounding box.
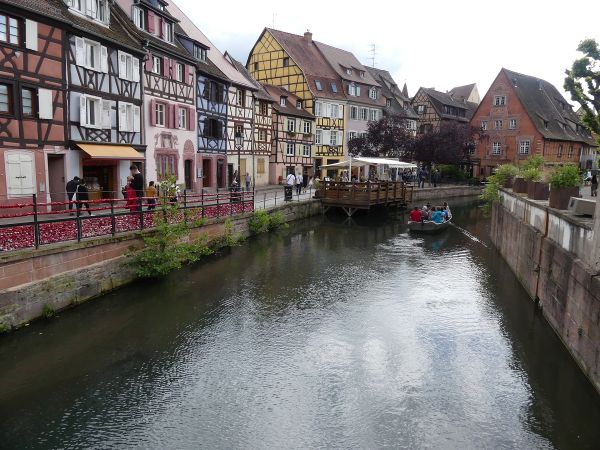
[409,207,422,222]
[421,205,430,220]
[431,207,444,224]
[443,202,452,220]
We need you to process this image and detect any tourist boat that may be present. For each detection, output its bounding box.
[408,219,451,233]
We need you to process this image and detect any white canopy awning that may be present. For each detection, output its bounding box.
[321,157,417,169]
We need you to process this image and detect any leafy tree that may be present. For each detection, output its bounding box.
[348,115,415,160]
[564,38,600,138]
[413,122,483,167]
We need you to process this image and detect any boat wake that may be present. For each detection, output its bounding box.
[448,222,489,248]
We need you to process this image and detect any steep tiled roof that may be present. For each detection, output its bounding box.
[262,84,315,119]
[314,41,378,86]
[419,87,477,121]
[172,23,228,81]
[227,55,270,100]
[265,28,346,101]
[502,68,596,146]
[1,0,66,22]
[367,67,418,119]
[448,83,477,102]
[167,0,255,89]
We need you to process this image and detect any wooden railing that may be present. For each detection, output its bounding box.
[321,181,413,208]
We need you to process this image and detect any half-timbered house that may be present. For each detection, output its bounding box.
[228,56,272,188]
[0,0,67,205]
[315,43,386,148]
[471,68,596,177]
[63,0,145,199]
[115,0,198,192]
[367,67,418,135]
[168,2,261,189]
[174,24,228,190]
[411,85,479,134]
[247,28,347,177]
[263,84,315,184]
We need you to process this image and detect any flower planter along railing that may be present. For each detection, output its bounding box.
[0,191,254,252]
[513,178,528,193]
[526,181,550,200]
[549,187,580,210]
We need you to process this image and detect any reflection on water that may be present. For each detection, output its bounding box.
[0,201,599,449]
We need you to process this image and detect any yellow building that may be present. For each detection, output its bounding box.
[247,28,347,176]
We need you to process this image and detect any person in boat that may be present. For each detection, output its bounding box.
[443,202,452,220]
[431,207,445,224]
[421,205,430,220]
[409,206,422,222]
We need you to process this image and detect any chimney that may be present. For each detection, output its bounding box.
[304,30,312,43]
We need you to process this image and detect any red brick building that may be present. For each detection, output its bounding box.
[472,68,596,177]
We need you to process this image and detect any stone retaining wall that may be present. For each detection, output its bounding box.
[491,191,600,394]
[412,185,482,204]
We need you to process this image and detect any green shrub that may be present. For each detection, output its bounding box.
[522,155,545,171]
[248,210,271,234]
[521,167,542,182]
[42,304,56,319]
[0,321,10,333]
[549,164,581,188]
[438,164,467,180]
[248,210,288,235]
[494,164,519,184]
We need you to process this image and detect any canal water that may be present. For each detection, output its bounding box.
[1,201,599,449]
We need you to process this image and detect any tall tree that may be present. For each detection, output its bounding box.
[347,115,415,160]
[564,38,600,138]
[413,122,482,167]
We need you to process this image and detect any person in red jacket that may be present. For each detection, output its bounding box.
[409,206,422,222]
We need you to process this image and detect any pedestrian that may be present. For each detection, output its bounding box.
[296,172,303,195]
[432,169,440,188]
[75,178,92,216]
[591,174,598,197]
[146,181,157,210]
[130,164,144,211]
[66,176,80,215]
[245,172,251,191]
[286,171,296,186]
[125,176,137,212]
[418,167,427,188]
[307,176,314,192]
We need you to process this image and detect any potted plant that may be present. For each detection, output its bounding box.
[549,164,581,209]
[522,167,550,200]
[494,164,519,188]
[512,175,527,193]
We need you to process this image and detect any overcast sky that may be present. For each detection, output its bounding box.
[173,0,599,103]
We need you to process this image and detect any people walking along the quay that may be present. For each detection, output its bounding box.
[296,173,303,195]
[130,165,144,211]
[286,172,296,186]
[146,181,157,210]
[75,179,92,216]
[245,173,252,191]
[591,174,598,197]
[66,176,80,216]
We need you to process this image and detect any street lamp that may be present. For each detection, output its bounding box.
[234,131,243,186]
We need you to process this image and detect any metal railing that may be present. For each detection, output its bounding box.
[0,191,254,252]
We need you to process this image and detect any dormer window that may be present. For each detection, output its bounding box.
[296,100,302,109]
[386,99,391,107]
[315,80,322,91]
[346,68,352,75]
[132,6,145,30]
[68,0,110,25]
[369,87,377,100]
[280,96,287,106]
[283,57,289,67]
[163,21,174,43]
[194,44,207,62]
[331,82,338,93]
[360,71,365,78]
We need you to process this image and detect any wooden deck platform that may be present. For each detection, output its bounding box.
[320,181,414,216]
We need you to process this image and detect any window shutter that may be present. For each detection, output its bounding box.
[38,89,53,120]
[188,65,194,85]
[101,99,111,129]
[6,153,23,196]
[132,57,140,82]
[25,20,38,51]
[118,51,126,79]
[149,99,156,126]
[338,104,343,119]
[188,107,195,131]
[145,53,152,72]
[159,18,164,38]
[163,57,170,77]
[133,106,141,132]
[147,11,155,33]
[326,103,331,118]
[100,46,108,73]
[323,130,330,145]
[79,95,87,126]
[85,0,94,16]
[165,103,172,128]
[75,37,85,66]
[356,86,361,97]
[118,102,128,132]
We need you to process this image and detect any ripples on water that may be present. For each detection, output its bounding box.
[0,202,599,449]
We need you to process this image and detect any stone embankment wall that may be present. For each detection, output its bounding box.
[491,190,600,394]
[412,185,482,204]
[0,201,322,331]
